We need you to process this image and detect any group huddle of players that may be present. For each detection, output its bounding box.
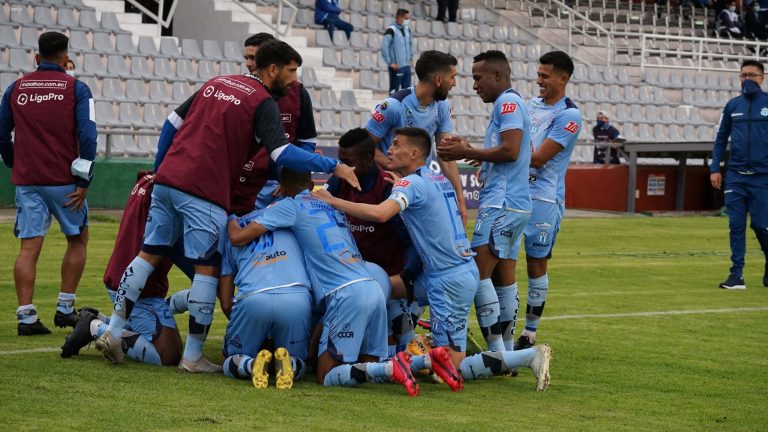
[58,33,582,396]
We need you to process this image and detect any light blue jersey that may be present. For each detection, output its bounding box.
[478,88,532,212]
[222,210,310,297]
[388,166,473,274]
[256,191,372,305]
[366,87,453,166]
[528,96,582,204]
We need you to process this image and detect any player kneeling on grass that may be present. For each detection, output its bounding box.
[227,169,420,396]
[218,210,312,389]
[314,127,552,391]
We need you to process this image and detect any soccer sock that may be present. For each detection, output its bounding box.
[496,283,519,351]
[475,278,503,351]
[166,288,190,314]
[459,349,538,380]
[182,274,218,361]
[410,354,432,374]
[291,356,307,380]
[91,319,107,338]
[16,304,38,324]
[387,299,416,346]
[107,256,154,336]
[123,331,161,366]
[56,292,76,314]
[223,354,254,380]
[525,274,549,334]
[322,362,393,387]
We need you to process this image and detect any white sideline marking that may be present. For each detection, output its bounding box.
[1,307,767,356]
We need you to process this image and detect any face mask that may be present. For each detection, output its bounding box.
[596,120,606,127]
[66,70,76,78]
[729,6,736,11]
[403,19,410,26]
[742,78,762,97]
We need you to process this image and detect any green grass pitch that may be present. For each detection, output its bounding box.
[0,216,766,431]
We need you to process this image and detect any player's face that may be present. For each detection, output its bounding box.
[244,45,257,74]
[386,136,411,171]
[536,64,568,100]
[273,61,299,96]
[433,65,458,101]
[472,61,497,104]
[338,147,373,176]
[739,65,764,86]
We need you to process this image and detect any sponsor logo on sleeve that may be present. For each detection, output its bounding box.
[394,179,410,188]
[371,110,385,123]
[564,121,580,134]
[500,102,517,115]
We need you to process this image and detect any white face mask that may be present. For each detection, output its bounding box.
[729,6,737,12]
[402,19,410,26]
[66,70,76,78]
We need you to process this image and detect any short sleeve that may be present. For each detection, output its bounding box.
[437,100,453,134]
[546,108,582,150]
[387,175,422,211]
[256,198,297,230]
[496,93,525,133]
[366,99,400,138]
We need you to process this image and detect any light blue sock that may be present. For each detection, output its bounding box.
[56,293,76,314]
[223,354,254,380]
[365,361,393,383]
[475,278,503,351]
[387,299,416,345]
[496,283,519,351]
[16,304,38,324]
[291,357,307,380]
[92,320,108,338]
[410,354,432,374]
[388,345,397,358]
[167,288,190,314]
[108,256,154,336]
[182,274,218,361]
[459,348,537,380]
[525,274,548,333]
[323,364,359,387]
[123,331,161,366]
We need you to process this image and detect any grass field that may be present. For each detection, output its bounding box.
[0,215,767,431]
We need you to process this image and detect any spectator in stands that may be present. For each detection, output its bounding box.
[592,112,621,164]
[710,59,768,290]
[66,59,76,77]
[718,1,745,38]
[745,1,768,40]
[315,0,353,41]
[0,32,97,336]
[436,0,459,22]
[381,9,413,95]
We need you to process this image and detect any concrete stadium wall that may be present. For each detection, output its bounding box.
[0,159,154,209]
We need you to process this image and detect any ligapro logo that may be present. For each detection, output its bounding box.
[17,92,64,106]
[202,85,241,105]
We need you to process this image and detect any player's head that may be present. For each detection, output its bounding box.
[37,32,69,68]
[395,8,410,24]
[415,51,458,101]
[596,111,609,126]
[740,59,764,87]
[387,127,431,172]
[279,167,314,197]
[536,50,574,103]
[472,50,512,103]
[255,40,302,96]
[243,33,276,74]
[338,128,376,177]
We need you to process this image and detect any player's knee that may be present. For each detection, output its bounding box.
[526,257,547,278]
[154,327,183,366]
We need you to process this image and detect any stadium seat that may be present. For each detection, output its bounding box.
[359,69,386,91]
[317,88,340,111]
[82,53,107,77]
[358,51,375,70]
[9,5,32,26]
[101,78,125,102]
[202,40,225,60]
[106,55,129,79]
[119,102,143,127]
[0,72,19,92]
[101,12,127,34]
[68,30,91,53]
[296,9,314,27]
[33,6,57,28]
[78,10,103,33]
[125,79,147,102]
[0,25,20,48]
[79,76,100,99]
[220,61,241,75]
[20,27,39,49]
[160,37,181,57]
[181,39,202,58]
[130,56,153,79]
[148,79,172,102]
[141,103,165,128]
[56,8,83,31]
[176,59,196,81]
[95,101,119,126]
[172,81,192,102]
[316,30,333,47]
[136,134,159,157]
[93,32,114,53]
[446,22,462,39]
[223,41,242,61]
[367,33,381,51]
[340,90,367,113]
[317,110,341,135]
[323,49,343,69]
[340,110,359,131]
[138,36,160,57]
[300,67,330,89]
[198,60,217,81]
[116,34,137,54]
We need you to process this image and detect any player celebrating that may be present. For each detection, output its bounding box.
[437,50,532,352]
[366,50,468,226]
[314,128,552,391]
[517,51,582,351]
[0,32,96,335]
[227,169,419,396]
[96,40,359,372]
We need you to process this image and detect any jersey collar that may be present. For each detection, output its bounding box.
[37,62,65,72]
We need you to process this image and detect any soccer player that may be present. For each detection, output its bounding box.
[242,33,318,209]
[227,169,419,396]
[366,50,468,226]
[314,127,552,391]
[437,50,532,352]
[96,40,359,372]
[517,51,582,351]
[0,32,96,335]
[61,171,192,365]
[220,210,312,389]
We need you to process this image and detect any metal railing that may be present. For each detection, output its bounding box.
[99,129,159,159]
[639,33,768,72]
[232,0,297,37]
[125,0,179,35]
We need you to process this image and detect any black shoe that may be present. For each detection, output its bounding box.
[18,320,52,336]
[61,310,97,358]
[79,306,100,317]
[54,310,78,328]
[719,274,746,290]
[514,334,534,351]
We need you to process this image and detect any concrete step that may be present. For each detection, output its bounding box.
[82,0,123,14]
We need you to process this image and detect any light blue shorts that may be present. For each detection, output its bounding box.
[424,262,479,353]
[222,287,312,360]
[143,184,227,263]
[319,280,388,363]
[523,200,561,259]
[14,185,88,238]
[255,179,278,210]
[471,207,530,260]
[107,289,176,342]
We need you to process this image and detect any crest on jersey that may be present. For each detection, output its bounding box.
[761,107,768,117]
[394,179,410,188]
[500,102,517,115]
[371,110,385,123]
[380,101,388,110]
[563,121,579,134]
[405,108,414,117]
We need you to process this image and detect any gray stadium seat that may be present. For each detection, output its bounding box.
[367,16,383,31]
[136,135,159,157]
[138,36,159,57]
[181,39,202,58]
[414,20,430,37]
[130,56,153,79]
[160,37,180,57]
[10,6,32,26]
[340,110,359,131]
[20,27,39,49]
[142,103,165,128]
[323,49,343,69]
[106,55,128,79]
[219,61,241,75]
[0,25,20,48]
[317,110,340,135]
[115,135,149,158]
[202,40,224,60]
[366,0,382,15]
[224,41,242,61]
[359,69,383,91]
[349,32,367,50]
[318,88,339,110]
[79,76,99,98]
[446,22,461,39]
[172,81,192,102]
[69,30,91,53]
[101,12,126,34]
[57,8,81,30]
[683,124,698,141]
[95,101,119,126]
[339,49,357,70]
[78,10,102,32]
[82,53,106,76]
[350,13,366,33]
[0,72,19,92]
[33,6,57,28]
[148,79,171,102]
[116,34,137,54]
[93,32,114,53]
[119,102,142,127]
[316,30,333,47]
[367,33,381,51]
[296,9,314,26]
[301,67,330,89]
[431,21,446,38]
[332,31,349,47]
[125,79,146,102]
[101,78,125,101]
[198,60,217,81]
[176,59,196,81]
[340,90,367,113]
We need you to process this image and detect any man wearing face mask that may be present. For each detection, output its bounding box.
[718,1,745,38]
[592,112,621,164]
[745,2,768,40]
[381,9,413,95]
[710,60,768,290]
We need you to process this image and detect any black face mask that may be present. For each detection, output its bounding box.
[742,79,762,98]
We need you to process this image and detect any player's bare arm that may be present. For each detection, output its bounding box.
[437,129,523,163]
[218,276,235,319]
[313,188,401,223]
[531,138,563,168]
[369,133,390,168]
[227,218,270,247]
